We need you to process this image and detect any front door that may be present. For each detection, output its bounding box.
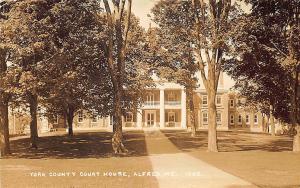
[146,112,155,127]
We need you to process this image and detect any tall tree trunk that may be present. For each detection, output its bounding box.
[207,90,218,152]
[0,99,10,156]
[112,88,127,154]
[103,0,132,154]
[0,48,10,156]
[66,106,74,136]
[28,93,38,149]
[292,69,299,152]
[270,105,275,136]
[187,87,197,137]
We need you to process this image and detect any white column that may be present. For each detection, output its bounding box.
[137,108,142,128]
[160,89,165,128]
[181,89,187,129]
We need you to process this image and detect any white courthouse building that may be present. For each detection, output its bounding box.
[50,73,267,133]
[8,73,269,134]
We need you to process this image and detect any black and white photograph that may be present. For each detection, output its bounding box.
[0,0,299,187]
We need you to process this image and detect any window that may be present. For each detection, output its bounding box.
[110,115,113,126]
[254,114,258,124]
[216,95,222,105]
[125,112,133,122]
[168,92,176,101]
[54,115,59,124]
[78,111,83,123]
[202,112,208,124]
[92,113,98,122]
[202,95,208,105]
[230,114,234,124]
[217,112,222,123]
[246,114,250,124]
[230,99,234,108]
[146,93,155,105]
[237,99,241,105]
[238,114,242,124]
[168,112,176,122]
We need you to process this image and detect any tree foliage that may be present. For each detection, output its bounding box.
[224,0,300,124]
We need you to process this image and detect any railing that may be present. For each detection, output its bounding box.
[165,122,181,127]
[123,122,136,127]
[165,101,181,105]
[143,101,160,106]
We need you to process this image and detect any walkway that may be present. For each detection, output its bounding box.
[144,129,257,188]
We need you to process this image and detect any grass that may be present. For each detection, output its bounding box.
[1,130,300,188]
[161,130,300,188]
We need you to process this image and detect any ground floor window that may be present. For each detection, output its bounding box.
[91,113,98,122]
[125,112,133,122]
[217,112,222,123]
[54,115,59,124]
[110,116,113,126]
[254,114,258,124]
[246,114,250,124]
[238,114,242,124]
[230,114,234,124]
[78,111,83,123]
[168,112,176,122]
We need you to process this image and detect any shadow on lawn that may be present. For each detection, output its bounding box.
[7,131,148,159]
[161,130,293,152]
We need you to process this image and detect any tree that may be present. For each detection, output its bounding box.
[0,0,11,156]
[147,4,199,136]
[224,0,300,151]
[41,0,110,136]
[102,0,152,154]
[151,0,238,152]
[101,0,132,154]
[0,0,28,155]
[2,0,61,148]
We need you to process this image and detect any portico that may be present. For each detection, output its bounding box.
[123,85,187,129]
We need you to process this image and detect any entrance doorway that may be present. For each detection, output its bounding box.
[145,111,156,127]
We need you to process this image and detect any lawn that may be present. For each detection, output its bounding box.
[1,130,300,188]
[162,130,300,188]
[1,131,159,188]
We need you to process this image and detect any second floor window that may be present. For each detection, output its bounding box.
[230,99,234,108]
[146,93,155,104]
[167,92,176,101]
[216,95,222,105]
[202,95,208,105]
[202,112,208,123]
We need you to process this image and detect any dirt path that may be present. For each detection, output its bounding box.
[144,129,257,188]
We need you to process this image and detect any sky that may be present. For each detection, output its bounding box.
[132,0,251,29]
[131,0,158,29]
